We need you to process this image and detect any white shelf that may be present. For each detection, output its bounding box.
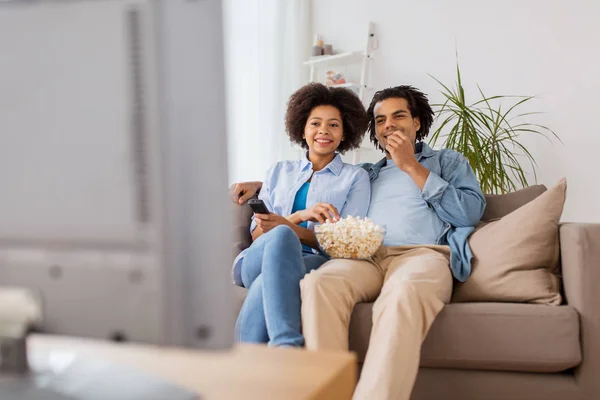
[328,82,361,89]
[303,51,364,66]
[304,22,377,166]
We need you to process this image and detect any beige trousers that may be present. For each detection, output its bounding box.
[300,245,453,400]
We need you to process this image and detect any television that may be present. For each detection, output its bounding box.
[0,0,235,350]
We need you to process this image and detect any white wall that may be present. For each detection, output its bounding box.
[311,0,600,223]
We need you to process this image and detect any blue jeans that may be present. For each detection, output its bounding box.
[235,225,327,347]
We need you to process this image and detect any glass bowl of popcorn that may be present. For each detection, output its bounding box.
[314,216,385,260]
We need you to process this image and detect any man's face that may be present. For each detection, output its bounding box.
[373,97,421,152]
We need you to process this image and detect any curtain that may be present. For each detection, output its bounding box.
[223,0,311,184]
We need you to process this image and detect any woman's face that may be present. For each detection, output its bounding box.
[303,105,344,157]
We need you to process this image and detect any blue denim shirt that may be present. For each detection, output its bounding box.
[232,153,371,286]
[360,142,485,282]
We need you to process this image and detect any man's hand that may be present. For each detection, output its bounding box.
[229,181,262,205]
[296,202,340,224]
[386,131,430,190]
[254,213,291,233]
[385,131,419,172]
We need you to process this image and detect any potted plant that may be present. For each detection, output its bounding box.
[428,60,561,194]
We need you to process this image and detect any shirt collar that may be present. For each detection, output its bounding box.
[301,152,343,176]
[415,141,436,161]
[300,153,312,171]
[374,156,387,169]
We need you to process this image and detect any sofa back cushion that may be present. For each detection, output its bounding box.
[482,184,547,222]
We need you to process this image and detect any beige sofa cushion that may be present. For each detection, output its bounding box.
[481,184,547,222]
[348,302,581,373]
[452,178,566,305]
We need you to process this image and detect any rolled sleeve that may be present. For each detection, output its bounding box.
[420,154,485,227]
[421,171,450,207]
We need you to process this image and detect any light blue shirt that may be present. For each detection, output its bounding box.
[361,142,486,282]
[232,153,371,286]
[368,159,446,246]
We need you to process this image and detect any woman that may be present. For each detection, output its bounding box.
[233,83,370,347]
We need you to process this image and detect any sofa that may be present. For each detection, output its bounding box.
[231,185,599,400]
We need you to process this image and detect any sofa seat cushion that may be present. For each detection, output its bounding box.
[348,302,581,373]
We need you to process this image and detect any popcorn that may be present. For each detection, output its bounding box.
[314,216,385,259]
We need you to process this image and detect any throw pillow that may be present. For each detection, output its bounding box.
[452,178,566,305]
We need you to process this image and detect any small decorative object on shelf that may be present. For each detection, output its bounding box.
[315,34,324,48]
[326,71,346,87]
[323,44,333,55]
[312,34,324,56]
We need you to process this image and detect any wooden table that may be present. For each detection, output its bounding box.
[27,335,357,400]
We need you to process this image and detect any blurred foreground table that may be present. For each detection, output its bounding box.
[24,334,356,400]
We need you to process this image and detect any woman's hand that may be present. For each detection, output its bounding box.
[297,203,340,224]
[254,213,291,233]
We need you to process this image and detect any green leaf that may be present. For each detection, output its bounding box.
[428,54,561,194]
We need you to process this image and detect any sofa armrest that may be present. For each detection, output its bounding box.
[231,201,254,257]
[560,223,600,398]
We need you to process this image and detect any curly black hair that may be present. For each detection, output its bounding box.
[285,83,368,154]
[366,85,434,152]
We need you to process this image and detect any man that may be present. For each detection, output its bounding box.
[231,86,485,400]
